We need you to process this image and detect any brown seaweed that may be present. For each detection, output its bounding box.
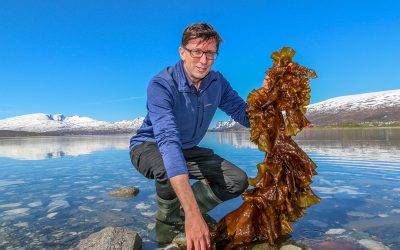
[212,47,320,249]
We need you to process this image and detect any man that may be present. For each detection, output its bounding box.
[129,23,249,250]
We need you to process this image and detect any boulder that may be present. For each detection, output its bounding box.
[75,227,141,250]
[108,186,139,199]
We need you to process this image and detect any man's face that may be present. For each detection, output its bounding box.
[179,38,218,85]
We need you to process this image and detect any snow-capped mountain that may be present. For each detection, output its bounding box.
[306,89,400,126]
[213,89,400,129]
[0,113,144,134]
[212,119,245,131]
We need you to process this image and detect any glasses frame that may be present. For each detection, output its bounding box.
[182,46,218,60]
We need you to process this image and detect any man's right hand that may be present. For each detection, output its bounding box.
[185,211,211,250]
[169,174,211,250]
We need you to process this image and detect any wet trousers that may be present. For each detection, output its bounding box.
[130,142,248,201]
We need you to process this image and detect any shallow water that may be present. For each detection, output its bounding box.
[0,128,399,249]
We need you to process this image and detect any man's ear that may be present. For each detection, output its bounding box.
[178,46,186,61]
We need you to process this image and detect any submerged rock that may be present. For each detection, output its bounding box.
[161,243,183,250]
[75,227,141,250]
[280,245,302,250]
[346,211,374,218]
[312,240,360,250]
[325,228,346,235]
[250,242,275,250]
[358,239,389,250]
[108,186,139,199]
[172,232,186,247]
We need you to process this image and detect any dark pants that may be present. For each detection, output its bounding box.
[130,142,248,201]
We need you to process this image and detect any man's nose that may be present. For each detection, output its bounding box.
[199,53,208,64]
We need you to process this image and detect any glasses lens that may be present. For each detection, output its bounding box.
[206,52,217,60]
[191,50,203,58]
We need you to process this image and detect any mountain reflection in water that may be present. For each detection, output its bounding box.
[211,128,400,162]
[0,135,130,160]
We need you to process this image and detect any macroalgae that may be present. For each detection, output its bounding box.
[213,47,320,249]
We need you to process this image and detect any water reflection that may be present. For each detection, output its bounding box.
[211,128,400,162]
[0,135,130,160]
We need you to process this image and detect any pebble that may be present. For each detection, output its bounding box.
[141,211,156,217]
[135,202,151,210]
[14,222,28,227]
[0,203,22,208]
[280,245,302,250]
[346,211,374,218]
[172,233,186,247]
[49,193,67,198]
[28,201,43,208]
[3,208,30,216]
[390,209,400,214]
[47,212,58,219]
[325,228,346,235]
[47,199,70,212]
[108,186,139,199]
[78,206,94,212]
[358,239,389,250]
[147,223,156,230]
[162,243,181,250]
[250,243,274,250]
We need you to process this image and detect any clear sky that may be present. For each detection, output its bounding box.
[1,0,399,125]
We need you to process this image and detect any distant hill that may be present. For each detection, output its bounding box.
[0,113,144,136]
[2,90,399,136]
[306,89,400,126]
[212,89,400,130]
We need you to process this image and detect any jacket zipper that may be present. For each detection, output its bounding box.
[192,91,201,138]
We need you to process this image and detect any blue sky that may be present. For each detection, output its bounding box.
[1,0,399,125]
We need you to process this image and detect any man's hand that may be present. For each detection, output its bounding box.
[169,174,211,250]
[185,210,210,250]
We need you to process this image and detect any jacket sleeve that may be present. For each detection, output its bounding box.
[218,74,250,128]
[147,78,188,178]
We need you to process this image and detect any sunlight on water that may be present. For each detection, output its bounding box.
[0,129,399,249]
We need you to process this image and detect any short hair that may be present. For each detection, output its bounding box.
[181,23,223,50]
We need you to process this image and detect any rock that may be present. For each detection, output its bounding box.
[312,240,360,250]
[250,242,275,250]
[108,186,139,199]
[390,209,400,214]
[280,245,302,250]
[47,199,70,212]
[325,228,346,235]
[135,202,151,209]
[147,223,155,230]
[346,211,374,218]
[172,233,186,247]
[358,239,389,250]
[344,215,400,231]
[162,243,182,250]
[75,227,141,250]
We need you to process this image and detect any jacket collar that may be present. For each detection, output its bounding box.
[174,60,217,93]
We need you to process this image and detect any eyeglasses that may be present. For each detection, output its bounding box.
[182,46,218,60]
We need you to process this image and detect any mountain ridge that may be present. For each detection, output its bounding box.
[1,89,399,135]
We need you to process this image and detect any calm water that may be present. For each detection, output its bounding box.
[0,128,399,249]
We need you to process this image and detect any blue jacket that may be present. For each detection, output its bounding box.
[130,60,249,178]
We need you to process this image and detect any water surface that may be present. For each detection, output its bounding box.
[0,129,399,249]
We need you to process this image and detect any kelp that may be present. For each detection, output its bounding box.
[212,47,320,249]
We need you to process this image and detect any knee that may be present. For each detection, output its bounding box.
[156,179,176,200]
[226,169,249,198]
